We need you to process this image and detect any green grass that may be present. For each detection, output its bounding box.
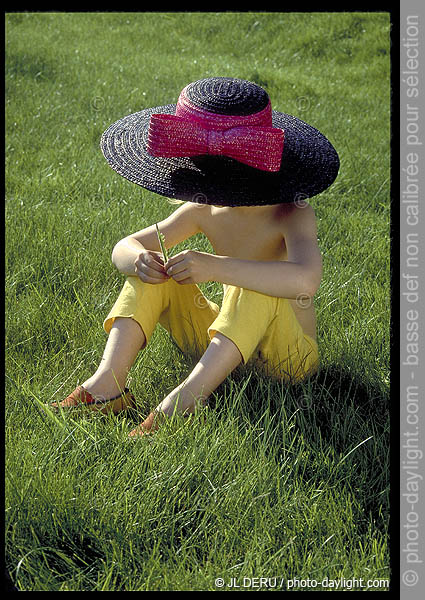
[6,11,391,592]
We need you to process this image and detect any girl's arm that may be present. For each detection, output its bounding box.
[165,204,323,299]
[207,251,322,299]
[111,202,201,281]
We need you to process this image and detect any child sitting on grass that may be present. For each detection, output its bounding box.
[52,77,339,437]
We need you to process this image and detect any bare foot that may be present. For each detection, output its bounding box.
[127,407,203,438]
[128,411,164,437]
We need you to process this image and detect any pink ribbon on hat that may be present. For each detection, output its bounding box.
[146,88,284,172]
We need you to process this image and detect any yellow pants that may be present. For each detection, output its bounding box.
[104,277,319,383]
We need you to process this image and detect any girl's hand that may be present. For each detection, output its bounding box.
[134,250,170,284]
[165,250,215,285]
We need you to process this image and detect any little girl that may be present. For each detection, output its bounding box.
[52,77,339,436]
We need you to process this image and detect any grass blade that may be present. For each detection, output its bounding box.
[338,435,373,466]
[155,223,168,263]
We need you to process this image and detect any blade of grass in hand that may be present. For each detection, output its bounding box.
[155,223,169,263]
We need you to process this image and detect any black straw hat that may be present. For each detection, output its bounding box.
[100,77,339,206]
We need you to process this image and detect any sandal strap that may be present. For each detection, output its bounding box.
[52,386,135,412]
[79,387,132,406]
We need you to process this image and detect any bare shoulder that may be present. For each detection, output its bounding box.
[153,201,206,247]
[276,201,318,238]
[181,201,212,228]
[276,202,321,265]
[167,200,201,218]
[162,201,204,229]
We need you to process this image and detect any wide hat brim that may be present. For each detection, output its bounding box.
[100,103,340,206]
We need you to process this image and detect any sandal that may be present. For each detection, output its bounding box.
[50,385,135,415]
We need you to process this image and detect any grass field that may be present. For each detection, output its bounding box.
[5,12,391,591]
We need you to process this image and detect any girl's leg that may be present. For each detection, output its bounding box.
[82,317,146,400]
[129,332,242,436]
[159,333,243,414]
[57,277,217,411]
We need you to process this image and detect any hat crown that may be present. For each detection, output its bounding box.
[184,77,269,116]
